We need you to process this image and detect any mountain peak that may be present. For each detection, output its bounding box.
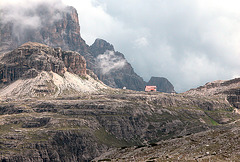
[90,39,115,57]
[93,39,114,49]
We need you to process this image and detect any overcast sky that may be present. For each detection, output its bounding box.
[2,0,240,92]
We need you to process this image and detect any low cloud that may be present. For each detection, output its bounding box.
[0,0,67,42]
[96,50,126,74]
[134,37,149,47]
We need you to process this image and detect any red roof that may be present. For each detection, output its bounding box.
[145,86,157,92]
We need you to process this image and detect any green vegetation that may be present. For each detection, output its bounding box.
[61,88,78,96]
[0,123,22,135]
[25,131,51,142]
[228,107,235,112]
[55,125,89,131]
[94,128,130,147]
[146,112,176,122]
[79,75,89,80]
[209,117,219,126]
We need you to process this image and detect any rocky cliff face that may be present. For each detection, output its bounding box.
[0,42,86,84]
[89,38,115,57]
[0,4,88,54]
[227,89,240,109]
[147,77,175,93]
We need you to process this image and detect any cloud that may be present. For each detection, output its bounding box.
[96,50,126,74]
[0,0,63,8]
[0,0,67,42]
[68,0,240,92]
[134,37,149,47]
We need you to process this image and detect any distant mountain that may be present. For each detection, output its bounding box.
[0,4,174,92]
[185,78,240,96]
[89,39,146,91]
[147,77,175,93]
[185,78,240,109]
[89,39,178,92]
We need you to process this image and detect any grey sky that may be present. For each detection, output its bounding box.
[2,0,240,92]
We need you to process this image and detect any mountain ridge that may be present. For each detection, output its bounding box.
[185,77,240,96]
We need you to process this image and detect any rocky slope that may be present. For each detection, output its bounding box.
[92,78,240,161]
[185,78,240,110]
[0,42,86,83]
[0,42,107,98]
[94,121,240,161]
[0,89,239,161]
[0,4,175,93]
[185,78,240,96]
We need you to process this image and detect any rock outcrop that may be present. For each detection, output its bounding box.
[185,78,240,96]
[226,88,240,109]
[0,42,86,84]
[147,77,175,93]
[185,78,240,110]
